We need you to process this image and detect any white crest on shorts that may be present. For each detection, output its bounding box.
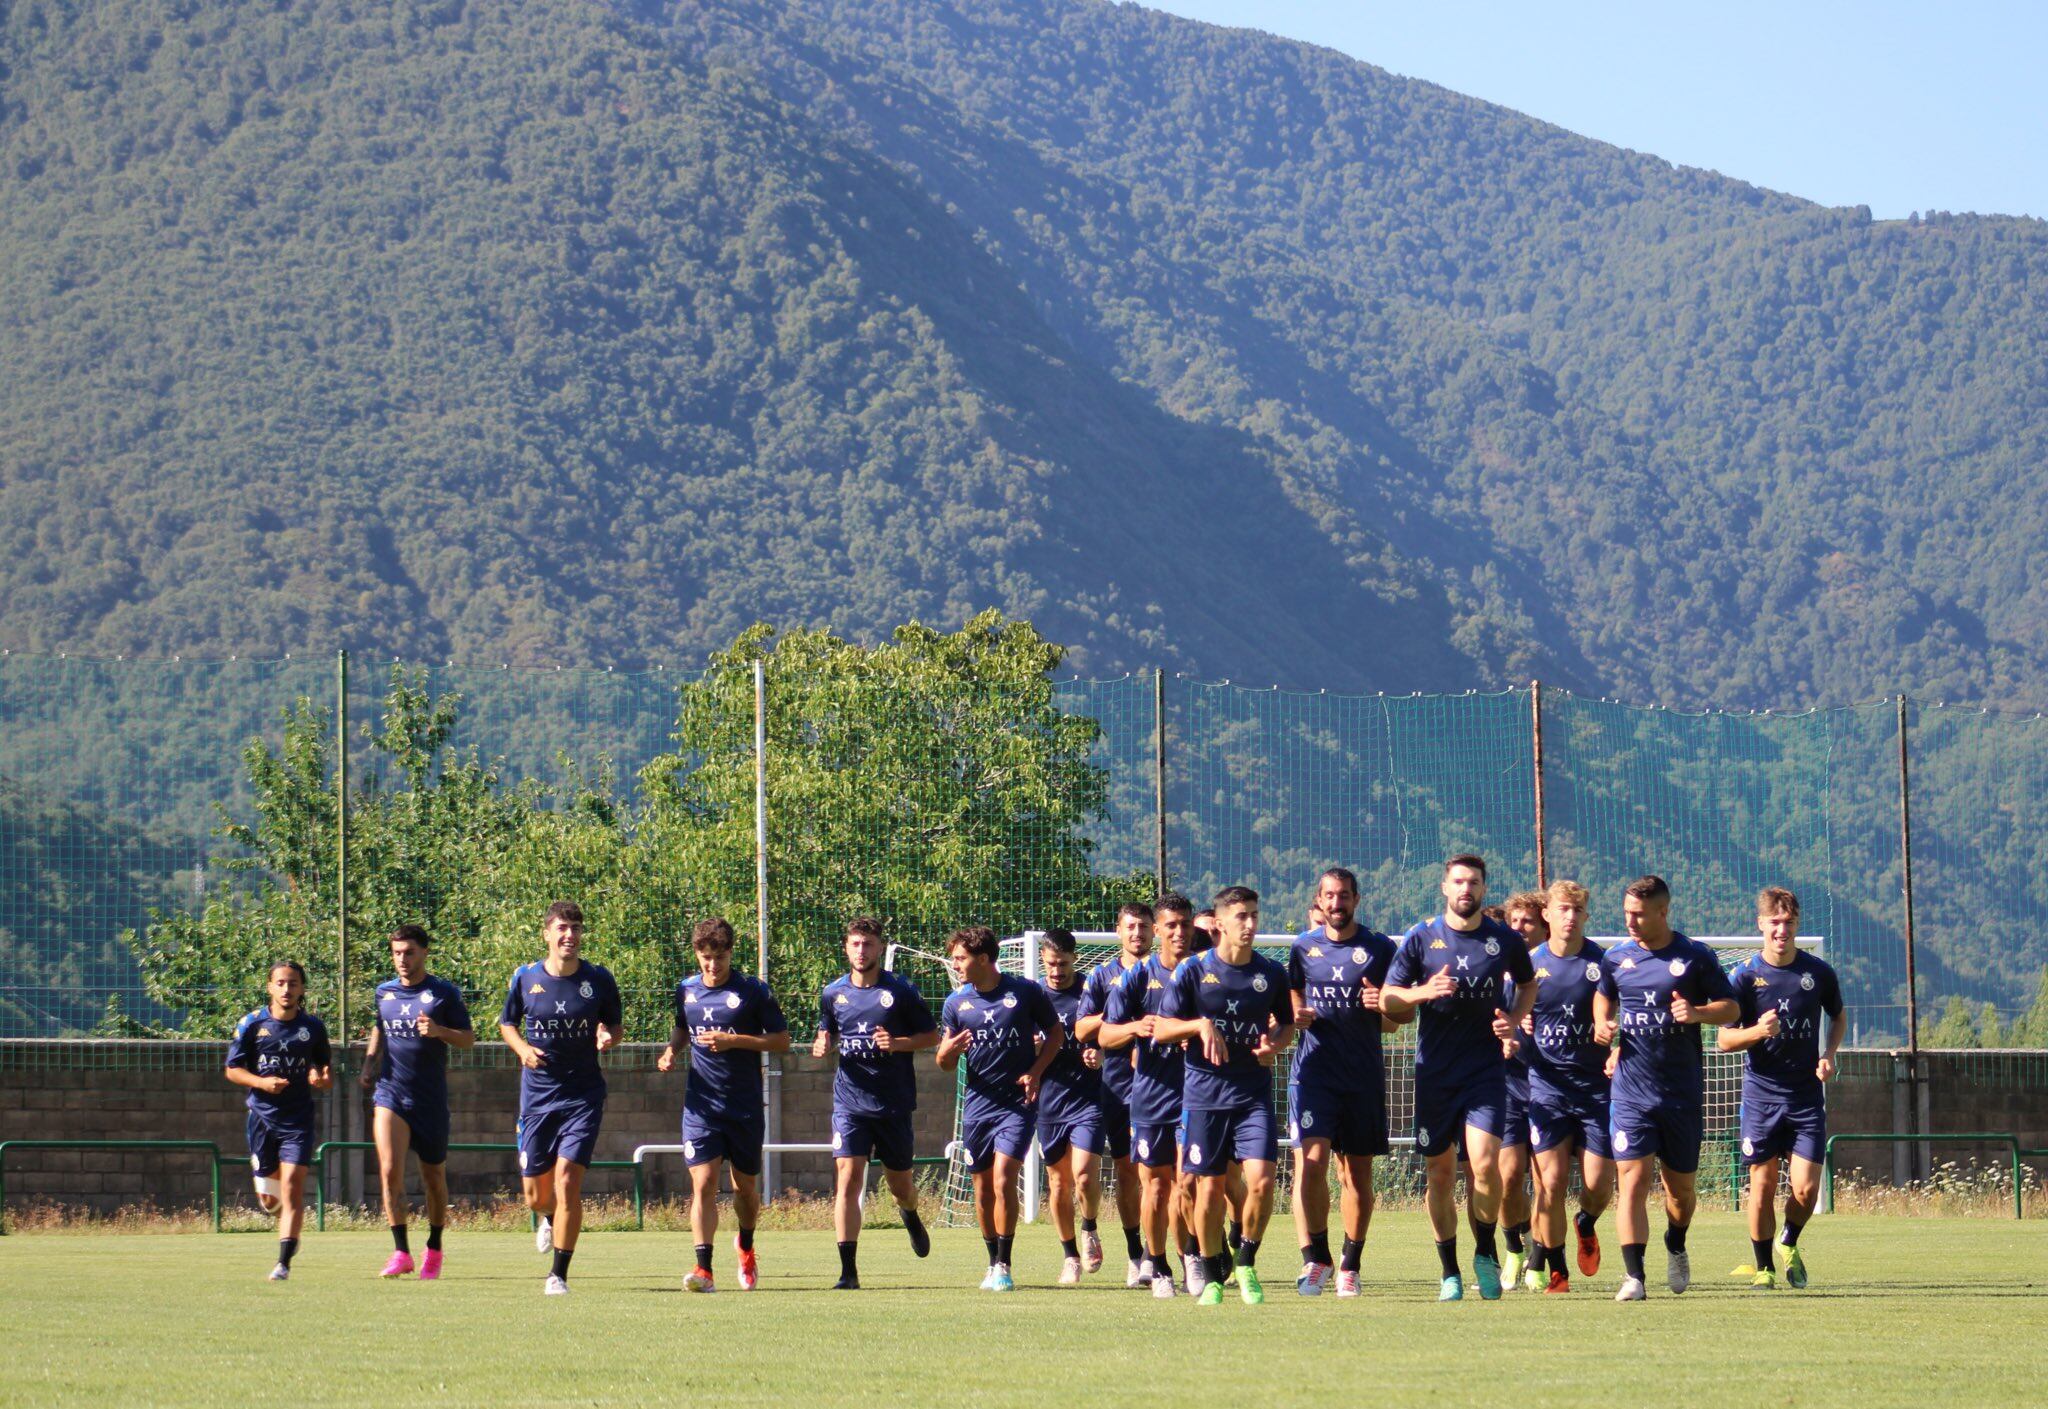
[1137,1138,1151,1160]
[1668,960,1687,977]
[727,992,742,1008]
[1188,1144,1203,1165]
[683,1140,696,1159]
[832,1128,844,1149]
[1585,963,1600,982]
[250,1153,262,1170]
[1742,1138,1754,1157]
[1614,1129,1630,1152]
[579,981,594,998]
[1003,993,1017,1008]
[1300,1112,1314,1130]
[1416,1126,1429,1147]
[1252,974,1268,993]
[520,1149,531,1169]
[1351,947,1367,965]
[1530,1124,1543,1145]
[1485,938,1500,956]
[1799,973,1815,991]
[879,990,895,1008]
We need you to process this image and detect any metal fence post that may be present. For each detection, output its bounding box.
[335,648,350,1212]
[1153,669,1167,893]
[754,657,776,1196]
[1896,693,1922,1181]
[1530,680,1547,889]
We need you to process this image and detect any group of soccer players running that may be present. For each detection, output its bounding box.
[225,859,1844,1303]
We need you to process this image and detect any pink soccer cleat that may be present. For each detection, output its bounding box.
[379,1251,415,1278]
[419,1249,443,1281]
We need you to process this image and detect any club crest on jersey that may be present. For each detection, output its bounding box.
[1800,973,1815,991]
[1351,947,1367,964]
[579,981,594,999]
[1484,937,1500,956]
[727,992,742,1008]
[1002,994,1017,1008]
[1252,974,1268,993]
[420,993,435,1006]
[1585,963,1601,981]
[879,991,895,1008]
[1668,960,1687,977]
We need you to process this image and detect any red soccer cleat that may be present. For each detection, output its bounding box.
[737,1245,759,1291]
[1577,1226,1601,1278]
[1545,1271,1571,1294]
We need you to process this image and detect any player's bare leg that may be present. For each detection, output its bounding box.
[374,1106,416,1277]
[262,1161,308,1281]
[1292,1137,1334,1292]
[1332,1153,1375,1294]
[1463,1124,1507,1297]
[1423,1147,1463,1296]
[1660,1165,1697,1293]
[686,1156,723,1291]
[1778,1154,1821,1287]
[1534,1145,1573,1289]
[730,1167,762,1289]
[981,1151,1023,1290]
[417,1158,449,1279]
[832,1155,867,1288]
[1499,1140,1533,1287]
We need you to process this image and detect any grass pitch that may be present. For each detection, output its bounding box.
[3,1211,2042,1407]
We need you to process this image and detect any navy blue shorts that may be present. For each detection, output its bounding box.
[1527,1087,1612,1159]
[683,1111,765,1177]
[247,1109,316,1178]
[1100,1089,1133,1161]
[959,1107,1035,1173]
[833,1109,915,1172]
[1500,1067,1531,1149]
[1610,1099,1702,1174]
[1414,1070,1507,1159]
[1183,1104,1278,1175]
[1131,1120,1181,1169]
[1039,1112,1106,1163]
[1289,1081,1388,1157]
[374,1091,450,1166]
[517,1100,604,1174]
[1740,1094,1826,1166]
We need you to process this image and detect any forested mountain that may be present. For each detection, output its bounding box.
[3,0,2045,701]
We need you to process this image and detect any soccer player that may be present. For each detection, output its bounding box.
[225,960,333,1281]
[1496,891,1548,1291]
[1075,902,1151,1286]
[1719,886,1844,1289]
[1156,886,1294,1306]
[1099,894,1195,1298]
[1287,866,1399,1298]
[937,925,1062,1291]
[359,924,473,1280]
[812,916,940,1290]
[1523,879,1615,1293]
[498,900,624,1295]
[1593,875,1739,1301]
[1383,854,1536,1300]
[657,916,791,1293]
[1036,927,1108,1283]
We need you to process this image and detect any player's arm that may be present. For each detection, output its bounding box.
[1018,1018,1063,1100]
[225,1064,288,1095]
[1716,979,1771,1051]
[703,1029,794,1054]
[935,1013,971,1072]
[1819,1006,1846,1081]
[657,1020,689,1073]
[1075,978,1107,1043]
[1290,987,1314,1027]
[420,1004,476,1050]
[1592,989,1619,1046]
[1096,975,1146,1049]
[500,1022,546,1069]
[358,1019,384,1089]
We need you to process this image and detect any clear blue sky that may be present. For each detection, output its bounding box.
[1146,1,2047,220]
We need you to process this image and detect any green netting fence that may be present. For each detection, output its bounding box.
[2,651,2044,1050]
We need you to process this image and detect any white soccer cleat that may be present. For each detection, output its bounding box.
[1126,1257,1147,1289]
[535,1216,553,1254]
[1335,1268,1361,1298]
[544,1274,571,1296]
[1615,1275,1647,1302]
[1185,1253,1208,1298]
[266,1262,289,1282]
[1152,1272,1178,1299]
[1058,1255,1083,1285]
[1667,1250,1692,1295]
[1081,1229,1104,1274]
[1296,1261,1331,1297]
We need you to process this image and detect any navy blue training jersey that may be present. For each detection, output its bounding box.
[675,972,787,1123]
[1596,933,1736,1108]
[1287,927,1396,1094]
[1038,975,1102,1126]
[1081,956,1143,1103]
[942,973,1059,1117]
[819,971,937,1117]
[498,961,623,1111]
[1387,915,1536,1088]
[1731,951,1842,1102]
[226,1008,332,1118]
[1107,953,1186,1126]
[1167,947,1293,1113]
[1523,940,1609,1104]
[373,975,471,1113]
